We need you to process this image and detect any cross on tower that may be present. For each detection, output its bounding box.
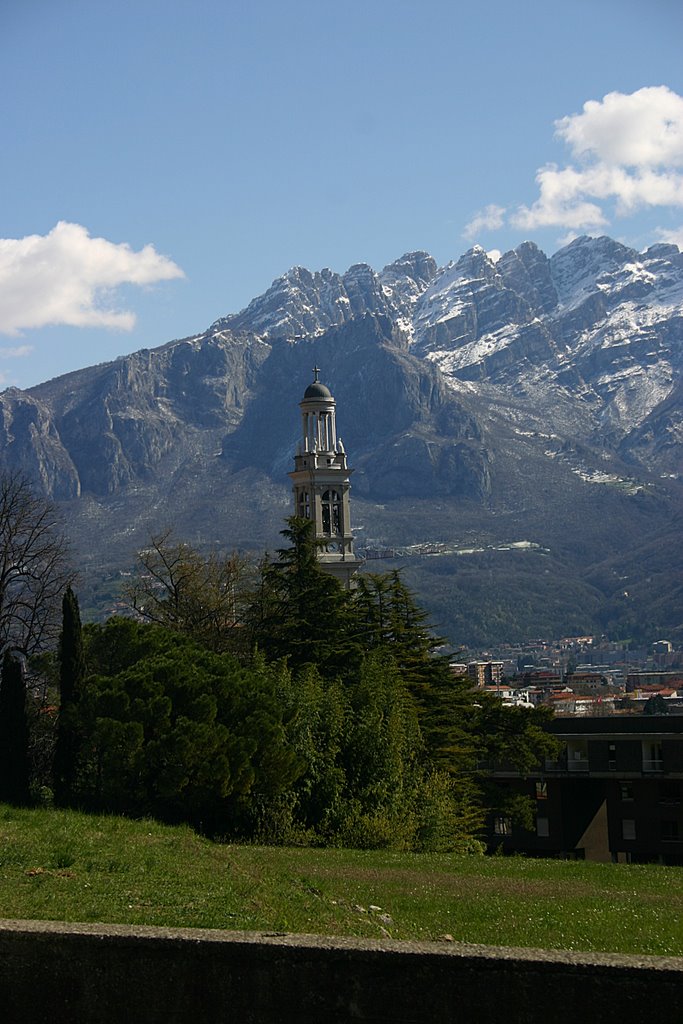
[312,365,320,382]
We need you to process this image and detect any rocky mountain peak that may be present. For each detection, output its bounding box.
[381,251,438,288]
[454,245,500,282]
[549,235,639,306]
[644,242,680,260]
[495,241,558,314]
[1,233,682,645]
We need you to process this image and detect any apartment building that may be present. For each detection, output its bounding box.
[484,715,683,864]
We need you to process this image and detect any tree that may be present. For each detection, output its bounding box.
[0,650,31,804]
[126,530,254,656]
[71,618,302,834]
[274,663,348,840]
[334,650,425,848]
[474,696,559,775]
[352,571,475,772]
[53,586,86,805]
[251,517,359,675]
[352,570,450,685]
[643,693,669,716]
[0,471,75,658]
[474,696,561,831]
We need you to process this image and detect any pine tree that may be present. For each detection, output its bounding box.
[53,586,85,806]
[252,517,359,676]
[0,650,31,805]
[352,570,444,674]
[351,570,478,779]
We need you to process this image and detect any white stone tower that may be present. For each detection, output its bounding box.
[289,368,362,589]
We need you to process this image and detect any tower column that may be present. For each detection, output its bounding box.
[289,370,362,590]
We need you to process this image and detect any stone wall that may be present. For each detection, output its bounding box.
[1,919,682,1024]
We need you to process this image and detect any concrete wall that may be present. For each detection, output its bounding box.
[1,919,682,1024]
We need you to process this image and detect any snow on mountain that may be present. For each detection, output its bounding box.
[2,232,682,645]
[210,233,683,463]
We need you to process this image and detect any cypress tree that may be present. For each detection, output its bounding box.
[53,586,85,806]
[0,650,31,805]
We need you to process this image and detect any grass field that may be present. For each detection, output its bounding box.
[1,804,682,957]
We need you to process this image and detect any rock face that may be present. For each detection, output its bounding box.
[1,234,682,644]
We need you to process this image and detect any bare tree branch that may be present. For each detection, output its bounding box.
[125,530,255,655]
[0,471,76,657]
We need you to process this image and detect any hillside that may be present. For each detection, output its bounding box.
[1,805,681,956]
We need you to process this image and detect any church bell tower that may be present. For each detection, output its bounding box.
[289,369,362,589]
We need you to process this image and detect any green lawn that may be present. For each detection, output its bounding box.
[1,804,681,957]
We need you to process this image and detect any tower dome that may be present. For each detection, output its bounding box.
[303,368,332,401]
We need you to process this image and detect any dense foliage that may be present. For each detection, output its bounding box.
[0,517,557,852]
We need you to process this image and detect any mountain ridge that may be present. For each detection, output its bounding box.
[1,234,681,646]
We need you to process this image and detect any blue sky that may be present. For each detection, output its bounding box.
[2,0,682,389]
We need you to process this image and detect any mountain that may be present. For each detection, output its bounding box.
[1,236,682,647]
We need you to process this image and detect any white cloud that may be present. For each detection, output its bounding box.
[467,87,683,238]
[556,86,683,169]
[656,224,683,249]
[511,164,608,231]
[0,221,185,336]
[0,345,33,358]
[464,204,506,241]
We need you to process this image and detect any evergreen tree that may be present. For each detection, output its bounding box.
[352,570,446,680]
[0,650,31,805]
[53,586,85,806]
[251,517,359,675]
[70,618,302,834]
[352,570,475,770]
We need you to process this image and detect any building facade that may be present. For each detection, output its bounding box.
[289,370,362,589]
[467,661,505,688]
[484,716,683,864]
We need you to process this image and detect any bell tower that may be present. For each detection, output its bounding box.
[289,368,362,589]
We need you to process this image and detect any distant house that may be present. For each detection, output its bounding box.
[483,715,683,865]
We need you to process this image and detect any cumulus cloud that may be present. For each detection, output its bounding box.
[464,204,506,240]
[515,87,683,232]
[0,221,184,336]
[556,86,683,169]
[465,87,683,240]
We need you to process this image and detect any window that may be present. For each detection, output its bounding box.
[493,816,512,836]
[535,782,547,801]
[536,817,550,838]
[642,741,663,773]
[297,490,310,519]
[608,743,617,771]
[621,819,636,840]
[321,490,342,535]
[661,821,680,842]
[619,782,634,802]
